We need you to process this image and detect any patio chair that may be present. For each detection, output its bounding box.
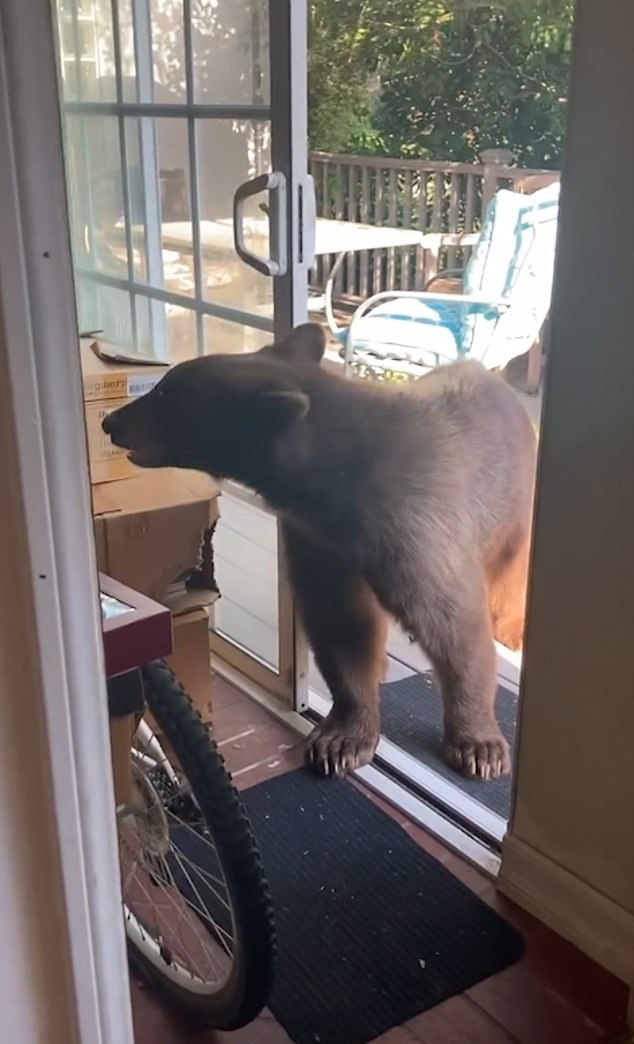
[341,180,560,379]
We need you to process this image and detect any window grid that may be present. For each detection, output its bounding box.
[182,0,203,356]
[58,0,274,359]
[130,0,166,355]
[109,0,137,347]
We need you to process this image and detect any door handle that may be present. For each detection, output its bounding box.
[233,171,287,277]
[299,173,316,270]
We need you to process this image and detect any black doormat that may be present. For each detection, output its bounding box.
[239,769,524,1044]
[380,672,518,819]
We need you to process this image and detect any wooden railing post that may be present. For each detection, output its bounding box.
[480,147,514,210]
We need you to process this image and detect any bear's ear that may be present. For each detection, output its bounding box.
[283,323,326,363]
[256,388,310,434]
[259,322,326,365]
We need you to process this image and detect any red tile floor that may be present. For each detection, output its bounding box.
[131,676,631,1044]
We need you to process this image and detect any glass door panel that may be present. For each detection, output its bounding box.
[54,0,311,706]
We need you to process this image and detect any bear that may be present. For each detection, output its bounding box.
[102,322,536,781]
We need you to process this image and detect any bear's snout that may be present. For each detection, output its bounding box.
[101,408,127,446]
[100,399,169,469]
[101,406,135,449]
[101,411,115,436]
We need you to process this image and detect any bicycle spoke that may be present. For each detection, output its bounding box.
[165,812,233,908]
[117,765,238,987]
[168,844,234,958]
[125,852,225,983]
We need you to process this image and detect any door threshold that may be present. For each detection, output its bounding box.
[213,658,501,879]
[308,689,507,846]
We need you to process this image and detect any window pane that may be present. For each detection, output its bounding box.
[118,0,138,101]
[56,5,80,100]
[82,0,117,101]
[62,115,90,265]
[124,116,195,298]
[124,118,149,281]
[167,305,198,363]
[95,284,135,344]
[55,0,117,102]
[150,0,186,102]
[75,276,100,335]
[155,118,194,296]
[203,315,272,356]
[133,295,175,360]
[197,119,272,318]
[133,295,155,355]
[64,114,130,279]
[78,279,134,346]
[191,0,270,105]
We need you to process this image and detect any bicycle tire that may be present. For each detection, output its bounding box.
[124,659,276,1029]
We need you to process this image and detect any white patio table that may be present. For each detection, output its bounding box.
[156,217,425,336]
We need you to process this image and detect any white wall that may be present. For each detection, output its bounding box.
[500,0,634,989]
[0,318,80,1044]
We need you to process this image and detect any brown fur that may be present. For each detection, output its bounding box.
[102,323,536,781]
[487,531,531,652]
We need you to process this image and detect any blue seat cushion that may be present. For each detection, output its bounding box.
[346,298,463,367]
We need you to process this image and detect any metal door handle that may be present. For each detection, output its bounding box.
[233,171,287,277]
[299,173,316,270]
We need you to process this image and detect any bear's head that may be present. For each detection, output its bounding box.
[101,322,326,479]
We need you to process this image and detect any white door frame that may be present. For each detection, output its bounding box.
[271,0,312,714]
[0,2,133,1042]
[209,0,312,711]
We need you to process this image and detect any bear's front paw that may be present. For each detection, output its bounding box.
[305,711,379,777]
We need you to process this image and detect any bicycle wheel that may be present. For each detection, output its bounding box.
[117,659,276,1030]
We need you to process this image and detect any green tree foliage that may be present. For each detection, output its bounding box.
[307,0,382,152]
[308,0,574,167]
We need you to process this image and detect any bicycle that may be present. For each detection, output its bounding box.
[102,575,276,1030]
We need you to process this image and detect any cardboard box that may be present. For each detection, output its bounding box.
[165,607,215,726]
[92,469,220,603]
[80,338,168,484]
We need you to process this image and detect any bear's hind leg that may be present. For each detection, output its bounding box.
[399,561,510,780]
[488,531,531,652]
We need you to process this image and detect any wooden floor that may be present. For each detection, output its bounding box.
[131,676,630,1044]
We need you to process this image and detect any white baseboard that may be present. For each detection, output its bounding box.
[499,834,634,986]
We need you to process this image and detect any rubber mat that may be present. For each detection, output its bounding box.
[380,672,517,819]
[240,769,524,1044]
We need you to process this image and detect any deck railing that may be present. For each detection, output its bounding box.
[309,148,560,300]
